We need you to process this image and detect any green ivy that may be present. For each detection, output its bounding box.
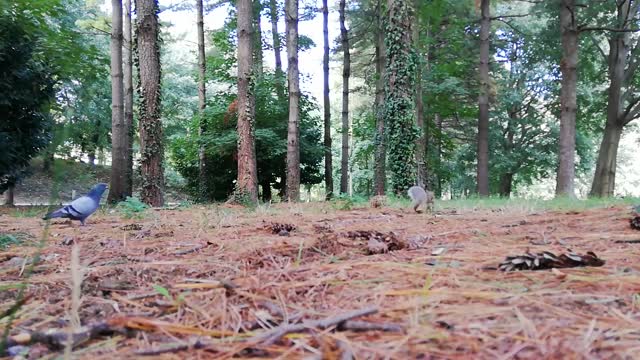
[383,0,418,195]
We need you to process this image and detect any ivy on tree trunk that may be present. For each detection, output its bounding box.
[384,0,417,195]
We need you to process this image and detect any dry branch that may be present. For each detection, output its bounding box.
[248,306,379,345]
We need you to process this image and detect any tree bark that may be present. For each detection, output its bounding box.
[498,173,513,198]
[268,0,285,101]
[135,0,164,206]
[373,0,386,196]
[285,0,300,201]
[108,0,126,203]
[196,0,208,201]
[590,0,636,197]
[322,0,334,200]
[124,0,134,197]
[476,0,490,197]
[413,0,426,189]
[555,0,578,198]
[237,0,259,203]
[384,0,416,195]
[253,0,264,75]
[339,0,350,195]
[4,185,14,206]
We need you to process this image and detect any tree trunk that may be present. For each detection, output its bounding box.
[413,0,426,189]
[384,0,416,195]
[339,0,350,195]
[285,0,300,201]
[253,0,264,75]
[268,0,285,101]
[498,173,513,197]
[4,185,14,207]
[124,0,134,197]
[135,0,164,206]
[590,0,634,197]
[436,112,442,196]
[88,151,96,166]
[476,0,490,196]
[555,0,578,198]
[590,122,623,197]
[261,176,272,201]
[237,0,259,203]
[196,0,208,201]
[322,0,334,200]
[373,0,386,196]
[108,0,127,203]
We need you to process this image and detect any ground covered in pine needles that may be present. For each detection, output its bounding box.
[1,200,640,359]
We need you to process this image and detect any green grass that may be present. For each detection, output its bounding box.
[6,206,46,218]
[437,195,639,213]
[0,232,34,249]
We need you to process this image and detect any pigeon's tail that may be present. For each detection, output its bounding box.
[43,209,66,220]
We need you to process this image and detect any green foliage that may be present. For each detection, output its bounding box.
[0,234,23,250]
[116,197,149,219]
[0,6,56,192]
[169,11,323,202]
[384,0,418,195]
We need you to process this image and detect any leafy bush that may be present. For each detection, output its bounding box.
[116,197,149,219]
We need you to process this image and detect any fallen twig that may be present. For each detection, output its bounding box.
[174,241,213,256]
[614,239,640,244]
[248,306,378,345]
[339,320,404,333]
[134,339,207,356]
[4,321,121,351]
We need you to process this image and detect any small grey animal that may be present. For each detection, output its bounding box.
[408,185,434,213]
[43,183,108,225]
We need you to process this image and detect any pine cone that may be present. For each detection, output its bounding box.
[499,250,604,272]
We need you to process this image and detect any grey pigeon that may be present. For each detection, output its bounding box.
[43,183,108,225]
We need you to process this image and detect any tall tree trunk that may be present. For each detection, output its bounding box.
[135,0,164,206]
[476,0,490,196]
[384,0,416,195]
[108,0,126,203]
[124,0,134,197]
[253,0,264,75]
[435,112,442,196]
[268,0,285,101]
[555,0,578,197]
[4,184,14,206]
[285,0,300,201]
[261,176,272,201]
[196,0,208,201]
[339,0,350,195]
[322,0,334,199]
[373,0,386,196]
[237,0,259,203]
[413,0,426,189]
[590,0,637,197]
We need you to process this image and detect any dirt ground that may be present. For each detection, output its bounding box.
[1,202,639,359]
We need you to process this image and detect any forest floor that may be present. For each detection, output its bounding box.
[1,198,640,359]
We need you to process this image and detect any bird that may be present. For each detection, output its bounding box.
[43,183,108,225]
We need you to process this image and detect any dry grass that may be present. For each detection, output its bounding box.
[1,201,640,359]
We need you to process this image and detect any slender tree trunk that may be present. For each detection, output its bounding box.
[124,0,134,197]
[339,0,350,195]
[384,0,416,195]
[269,0,285,101]
[237,0,259,203]
[108,0,126,203]
[135,0,164,206]
[590,0,636,197]
[436,112,442,196]
[261,176,272,201]
[476,0,490,196]
[498,173,512,197]
[285,0,300,201]
[196,0,208,201]
[4,185,14,206]
[556,0,578,197]
[413,0,426,189]
[373,0,386,196]
[322,0,334,199]
[253,0,264,75]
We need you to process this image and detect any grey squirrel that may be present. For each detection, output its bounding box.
[408,185,434,213]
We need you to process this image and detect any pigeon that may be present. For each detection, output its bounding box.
[43,183,108,225]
